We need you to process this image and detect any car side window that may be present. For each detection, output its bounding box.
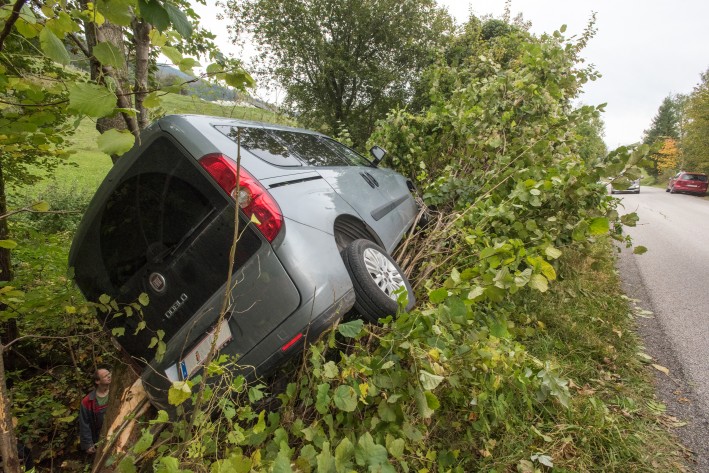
[322,138,373,167]
[271,131,352,166]
[215,126,303,167]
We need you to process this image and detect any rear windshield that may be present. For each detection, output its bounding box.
[680,173,708,182]
[100,173,214,287]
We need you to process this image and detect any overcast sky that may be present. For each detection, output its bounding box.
[194,0,709,148]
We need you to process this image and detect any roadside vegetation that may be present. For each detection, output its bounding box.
[642,69,709,183]
[0,1,692,472]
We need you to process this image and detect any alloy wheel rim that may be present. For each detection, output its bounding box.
[362,247,405,301]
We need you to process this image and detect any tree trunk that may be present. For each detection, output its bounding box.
[91,357,147,473]
[132,19,152,131]
[80,7,138,163]
[0,160,15,331]
[0,159,17,363]
[0,345,20,473]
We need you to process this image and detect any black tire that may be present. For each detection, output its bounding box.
[343,239,415,323]
[665,188,670,192]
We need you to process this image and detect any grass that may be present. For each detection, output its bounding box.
[499,241,688,472]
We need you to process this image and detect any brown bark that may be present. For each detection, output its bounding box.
[0,346,20,473]
[80,6,139,163]
[0,160,18,372]
[91,359,148,473]
[132,19,152,131]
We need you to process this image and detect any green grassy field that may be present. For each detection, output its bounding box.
[42,93,292,192]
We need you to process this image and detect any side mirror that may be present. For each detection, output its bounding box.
[369,146,387,166]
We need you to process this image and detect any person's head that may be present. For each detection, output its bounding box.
[93,368,111,388]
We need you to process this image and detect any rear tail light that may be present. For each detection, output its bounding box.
[199,154,283,241]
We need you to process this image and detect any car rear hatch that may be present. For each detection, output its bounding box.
[678,174,708,192]
[69,134,299,364]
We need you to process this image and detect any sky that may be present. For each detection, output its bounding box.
[192,0,709,149]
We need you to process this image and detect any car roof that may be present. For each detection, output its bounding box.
[159,114,328,138]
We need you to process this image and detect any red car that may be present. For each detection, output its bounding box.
[667,172,708,196]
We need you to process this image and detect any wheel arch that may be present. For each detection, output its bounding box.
[334,214,383,253]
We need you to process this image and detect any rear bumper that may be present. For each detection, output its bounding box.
[674,185,707,194]
[141,288,355,411]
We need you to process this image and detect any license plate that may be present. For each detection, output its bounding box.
[688,184,697,187]
[179,320,233,380]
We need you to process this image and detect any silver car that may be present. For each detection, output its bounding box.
[69,115,418,408]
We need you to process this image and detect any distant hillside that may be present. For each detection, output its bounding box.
[156,64,277,112]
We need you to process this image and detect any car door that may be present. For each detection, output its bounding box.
[267,130,415,251]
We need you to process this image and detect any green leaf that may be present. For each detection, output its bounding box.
[0,240,17,249]
[68,83,117,118]
[168,381,191,406]
[529,274,549,292]
[387,438,405,459]
[316,442,335,473]
[429,287,448,303]
[315,383,331,414]
[98,129,135,156]
[620,212,640,227]
[93,41,125,69]
[333,385,358,412]
[252,410,266,434]
[97,0,135,26]
[138,292,150,306]
[539,260,556,281]
[31,201,50,212]
[165,3,192,37]
[335,437,355,470]
[39,28,70,65]
[156,456,182,473]
[150,410,169,424]
[633,246,648,255]
[355,432,388,467]
[225,70,255,90]
[424,391,440,410]
[544,246,562,259]
[112,327,125,337]
[118,456,137,473]
[414,389,433,418]
[337,319,363,338]
[272,449,294,473]
[133,429,154,454]
[419,370,444,390]
[138,0,170,31]
[161,45,183,65]
[143,92,162,108]
[588,217,610,236]
[322,361,338,379]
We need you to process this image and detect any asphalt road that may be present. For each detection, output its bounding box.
[614,185,709,471]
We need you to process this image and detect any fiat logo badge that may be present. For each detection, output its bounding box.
[149,272,166,293]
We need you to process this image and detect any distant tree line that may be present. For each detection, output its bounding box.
[642,69,709,178]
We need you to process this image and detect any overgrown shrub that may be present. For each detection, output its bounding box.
[8,180,93,233]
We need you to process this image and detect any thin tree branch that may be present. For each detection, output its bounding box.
[0,0,27,53]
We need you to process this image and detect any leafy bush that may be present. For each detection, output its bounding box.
[8,180,93,233]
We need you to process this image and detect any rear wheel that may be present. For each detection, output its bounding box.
[343,239,415,323]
